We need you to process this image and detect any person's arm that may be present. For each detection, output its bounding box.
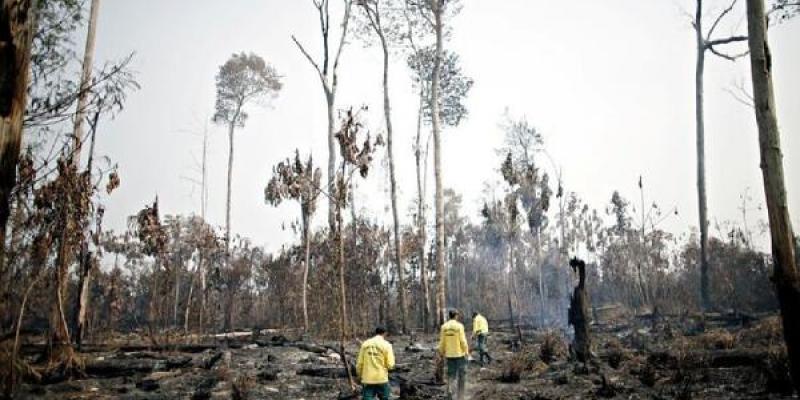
[356,347,364,379]
[459,325,469,356]
[385,343,395,371]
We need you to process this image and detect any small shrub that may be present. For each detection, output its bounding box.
[605,338,628,369]
[539,331,567,364]
[232,373,255,400]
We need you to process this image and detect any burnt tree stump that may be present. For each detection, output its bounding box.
[568,257,591,363]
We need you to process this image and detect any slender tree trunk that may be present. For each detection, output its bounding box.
[327,91,336,230]
[745,0,800,391]
[536,231,547,327]
[431,0,446,327]
[71,0,100,165]
[0,0,37,278]
[694,0,711,312]
[225,120,235,254]
[302,211,310,333]
[174,253,181,327]
[51,227,73,352]
[75,111,101,349]
[374,36,408,334]
[222,115,237,333]
[199,252,207,333]
[414,88,431,333]
[184,257,198,335]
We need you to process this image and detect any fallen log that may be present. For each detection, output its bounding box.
[295,342,328,354]
[297,366,348,378]
[85,355,192,378]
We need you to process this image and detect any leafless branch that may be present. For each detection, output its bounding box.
[331,0,353,94]
[291,35,327,87]
[707,0,739,40]
[708,44,749,61]
[724,79,755,108]
[705,35,748,47]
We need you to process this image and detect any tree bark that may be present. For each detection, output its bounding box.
[327,91,336,230]
[0,0,37,277]
[745,0,800,391]
[373,31,407,335]
[225,119,235,255]
[414,87,431,333]
[70,0,100,166]
[431,0,446,327]
[694,0,711,312]
[568,258,591,363]
[302,210,310,333]
[64,3,102,344]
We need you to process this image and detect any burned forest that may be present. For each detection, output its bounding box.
[2,0,800,399]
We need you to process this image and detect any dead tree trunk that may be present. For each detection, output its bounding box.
[431,0,446,328]
[0,0,37,275]
[414,88,431,333]
[694,0,711,312]
[568,258,591,363]
[745,0,800,391]
[376,23,408,336]
[301,210,311,333]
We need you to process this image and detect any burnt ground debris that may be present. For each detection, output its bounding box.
[7,312,795,399]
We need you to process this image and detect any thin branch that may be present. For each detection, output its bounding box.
[291,35,327,88]
[705,35,748,47]
[706,0,739,40]
[708,45,749,61]
[331,0,353,94]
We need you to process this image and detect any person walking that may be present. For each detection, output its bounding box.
[438,309,469,400]
[356,326,395,399]
[471,311,492,366]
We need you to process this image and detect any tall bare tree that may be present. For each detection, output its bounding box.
[213,52,281,330]
[293,0,353,232]
[690,0,748,311]
[745,0,800,390]
[357,0,409,333]
[73,0,101,348]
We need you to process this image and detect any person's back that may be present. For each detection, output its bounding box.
[438,310,468,400]
[472,312,492,366]
[473,313,488,335]
[356,327,395,399]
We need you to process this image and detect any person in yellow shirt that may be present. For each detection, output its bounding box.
[438,309,468,400]
[356,326,395,399]
[471,311,492,366]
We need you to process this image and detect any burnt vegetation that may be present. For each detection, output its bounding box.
[0,0,799,399]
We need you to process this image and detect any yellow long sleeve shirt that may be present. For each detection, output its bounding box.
[356,335,395,384]
[438,319,469,358]
[473,314,489,335]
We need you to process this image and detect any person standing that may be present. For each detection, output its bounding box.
[471,311,492,366]
[356,326,395,400]
[438,309,469,400]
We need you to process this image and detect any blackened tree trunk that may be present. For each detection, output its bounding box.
[745,0,800,391]
[568,258,591,363]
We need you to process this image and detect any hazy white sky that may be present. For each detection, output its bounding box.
[89,0,800,252]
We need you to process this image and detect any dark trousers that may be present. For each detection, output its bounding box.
[446,356,467,400]
[476,334,492,365]
[362,383,390,400]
